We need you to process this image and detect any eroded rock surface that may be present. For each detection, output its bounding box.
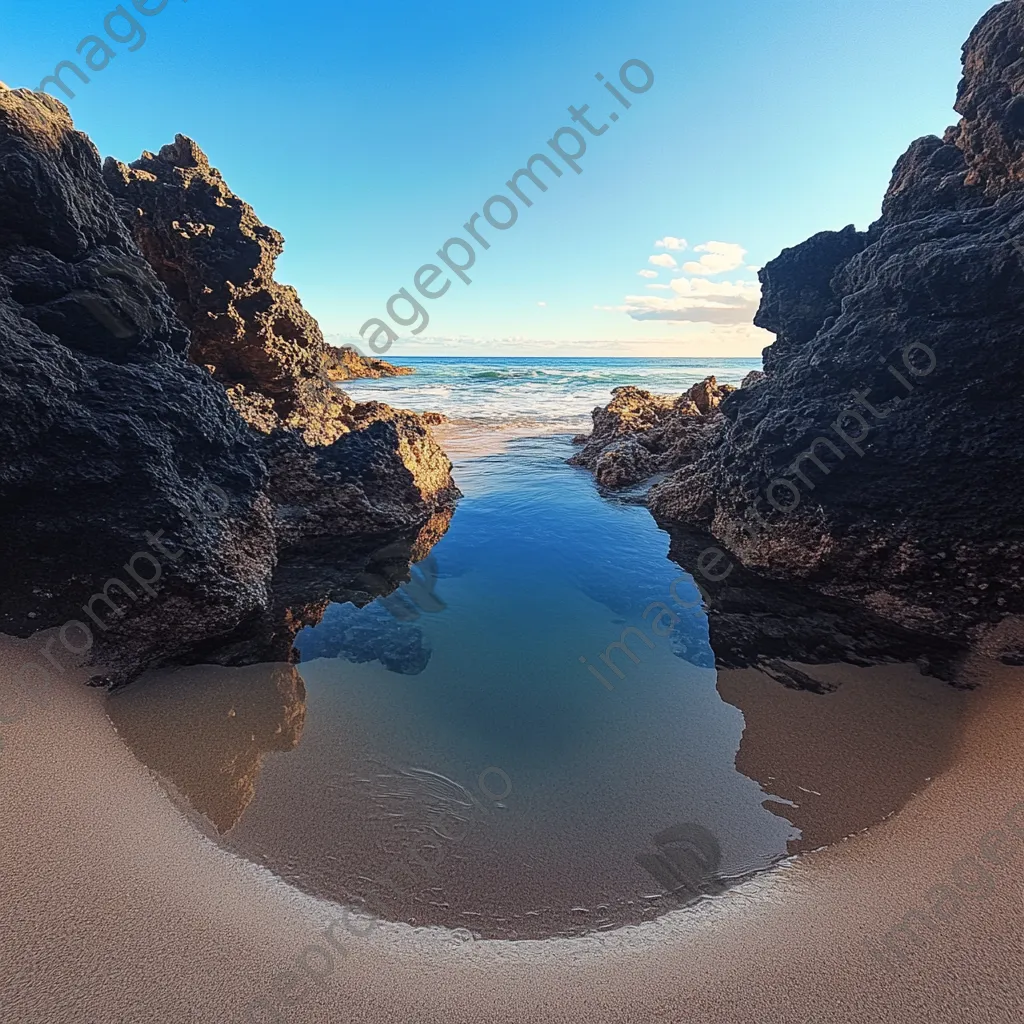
[0,87,276,680]
[0,91,458,685]
[569,377,736,489]
[649,0,1024,644]
[323,344,414,381]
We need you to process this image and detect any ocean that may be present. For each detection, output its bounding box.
[338,356,763,431]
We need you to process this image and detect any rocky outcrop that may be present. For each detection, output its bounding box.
[267,403,458,552]
[649,0,1024,645]
[0,86,276,681]
[569,377,735,489]
[323,344,414,381]
[101,134,458,538]
[0,89,458,685]
[101,136,369,446]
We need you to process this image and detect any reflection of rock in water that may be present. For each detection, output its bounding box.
[646,524,969,857]
[107,662,306,833]
[296,602,431,674]
[655,522,966,687]
[105,512,453,831]
[636,823,728,903]
[183,509,452,668]
[717,661,965,854]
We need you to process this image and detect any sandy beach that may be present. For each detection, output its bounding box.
[3,0,1023,1020]
[3,629,1022,1024]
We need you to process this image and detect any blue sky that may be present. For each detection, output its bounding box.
[2,0,995,356]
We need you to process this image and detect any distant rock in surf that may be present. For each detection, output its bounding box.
[323,344,414,381]
[568,377,735,489]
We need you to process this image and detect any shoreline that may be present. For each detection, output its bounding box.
[3,634,1022,1023]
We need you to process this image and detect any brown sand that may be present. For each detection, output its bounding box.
[2,632,1023,1023]
[433,421,583,459]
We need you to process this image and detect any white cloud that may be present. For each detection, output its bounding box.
[537,301,547,307]
[616,276,762,325]
[682,241,747,276]
[637,269,658,279]
[649,253,677,269]
[655,236,688,251]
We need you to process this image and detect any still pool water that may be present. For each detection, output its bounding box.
[168,431,798,939]
[108,371,962,940]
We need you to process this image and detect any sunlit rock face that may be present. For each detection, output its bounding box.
[946,0,1024,197]
[568,377,736,489]
[0,91,458,686]
[323,344,414,381]
[650,1,1024,644]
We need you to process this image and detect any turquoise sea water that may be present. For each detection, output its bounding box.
[339,356,762,430]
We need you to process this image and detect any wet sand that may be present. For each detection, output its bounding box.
[432,420,583,459]
[3,630,1023,1023]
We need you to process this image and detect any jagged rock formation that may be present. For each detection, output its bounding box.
[649,0,1024,644]
[0,89,458,685]
[102,136,364,446]
[323,344,414,381]
[569,377,736,489]
[102,134,458,541]
[0,86,276,678]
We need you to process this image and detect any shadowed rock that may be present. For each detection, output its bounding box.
[0,91,459,686]
[649,3,1024,644]
[656,522,967,688]
[0,86,277,681]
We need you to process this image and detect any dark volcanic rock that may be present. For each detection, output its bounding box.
[649,1,1024,644]
[569,378,735,489]
[0,86,276,680]
[268,409,459,552]
[0,90,458,686]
